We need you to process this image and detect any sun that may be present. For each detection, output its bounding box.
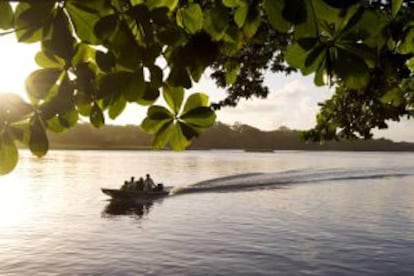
[0,34,39,100]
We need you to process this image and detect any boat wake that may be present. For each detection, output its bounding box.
[172,166,414,194]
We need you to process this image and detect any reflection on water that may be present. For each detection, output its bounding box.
[102,200,154,220]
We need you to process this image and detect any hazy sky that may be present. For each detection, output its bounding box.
[1,34,414,142]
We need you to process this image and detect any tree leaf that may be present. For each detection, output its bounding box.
[152,122,174,149]
[203,5,229,41]
[169,122,192,150]
[35,51,66,69]
[65,0,113,44]
[146,0,179,11]
[243,5,261,39]
[90,102,105,128]
[176,3,203,34]
[123,68,145,102]
[263,0,291,33]
[180,106,216,128]
[147,105,174,120]
[0,131,18,175]
[182,93,209,114]
[14,3,55,43]
[141,117,172,135]
[108,96,127,120]
[392,0,403,18]
[95,50,116,73]
[42,8,76,61]
[163,85,184,114]
[234,0,249,27]
[25,68,63,101]
[0,2,14,30]
[29,115,49,158]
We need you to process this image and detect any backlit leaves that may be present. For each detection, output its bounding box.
[141,90,216,150]
[0,2,14,30]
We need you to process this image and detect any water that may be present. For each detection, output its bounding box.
[1,150,414,275]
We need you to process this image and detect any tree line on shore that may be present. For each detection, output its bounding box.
[46,123,414,152]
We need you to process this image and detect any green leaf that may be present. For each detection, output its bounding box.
[95,50,116,73]
[263,0,291,33]
[333,50,370,89]
[72,43,95,66]
[25,68,63,101]
[243,5,261,39]
[149,65,163,88]
[146,0,178,11]
[29,115,49,158]
[282,0,306,25]
[167,66,192,88]
[42,8,76,61]
[90,102,105,128]
[147,105,174,120]
[380,88,404,106]
[14,3,55,43]
[0,2,14,30]
[180,106,216,128]
[124,68,146,102]
[392,0,403,18]
[65,0,113,44]
[0,131,18,175]
[182,93,210,114]
[169,122,192,150]
[137,84,160,105]
[152,122,174,149]
[141,117,172,135]
[108,96,127,120]
[177,3,203,34]
[234,1,249,27]
[223,0,241,7]
[35,51,66,69]
[398,29,414,55]
[203,5,229,41]
[163,85,184,114]
[407,57,414,72]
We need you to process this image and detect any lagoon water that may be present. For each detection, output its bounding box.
[0,150,414,275]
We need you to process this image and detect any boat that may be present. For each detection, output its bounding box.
[101,187,172,202]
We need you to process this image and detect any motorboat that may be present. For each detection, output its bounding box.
[101,186,172,202]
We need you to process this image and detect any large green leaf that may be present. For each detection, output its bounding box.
[242,5,261,39]
[176,3,203,34]
[263,0,291,33]
[152,122,174,149]
[29,115,49,158]
[108,96,127,120]
[392,0,403,18]
[169,123,192,151]
[398,29,414,55]
[42,8,76,61]
[234,0,249,27]
[14,3,55,43]
[141,117,172,135]
[0,2,14,30]
[147,105,174,120]
[65,0,113,44]
[35,51,66,69]
[182,93,210,114]
[123,68,146,102]
[180,106,216,128]
[203,5,229,41]
[163,85,184,114]
[25,68,63,102]
[95,50,116,73]
[0,131,18,175]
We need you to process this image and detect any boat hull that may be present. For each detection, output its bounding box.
[101,188,170,202]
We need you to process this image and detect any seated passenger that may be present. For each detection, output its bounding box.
[136,177,144,191]
[143,174,156,192]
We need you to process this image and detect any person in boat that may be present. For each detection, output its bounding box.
[143,174,156,192]
[135,177,145,191]
[121,180,129,191]
[127,176,136,190]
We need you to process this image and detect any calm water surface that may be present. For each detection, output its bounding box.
[0,150,414,275]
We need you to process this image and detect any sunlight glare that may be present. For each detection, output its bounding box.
[0,34,39,100]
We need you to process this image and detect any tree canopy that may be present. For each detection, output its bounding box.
[0,0,413,175]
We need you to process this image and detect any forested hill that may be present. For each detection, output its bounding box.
[47,123,414,151]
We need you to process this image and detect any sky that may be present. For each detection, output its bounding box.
[1,34,414,142]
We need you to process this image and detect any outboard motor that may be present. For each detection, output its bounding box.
[157,183,164,191]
